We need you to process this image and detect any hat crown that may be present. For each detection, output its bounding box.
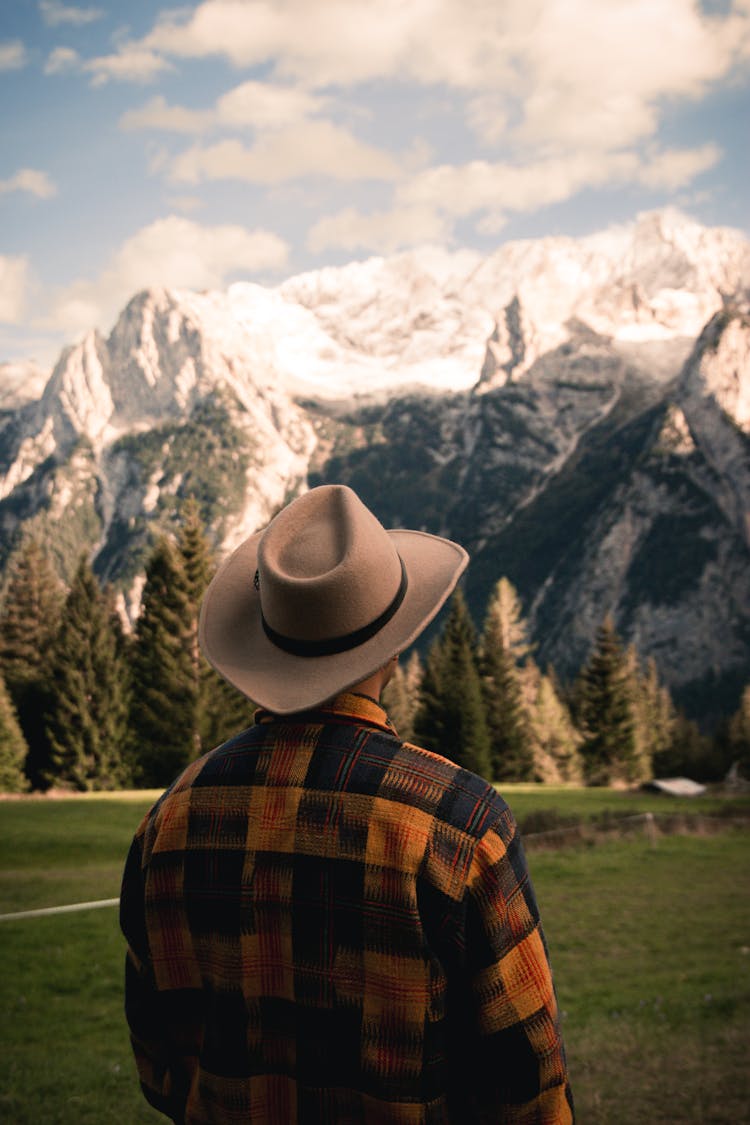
[258,486,403,644]
[199,482,468,714]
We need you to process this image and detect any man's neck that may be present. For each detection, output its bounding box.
[350,655,398,702]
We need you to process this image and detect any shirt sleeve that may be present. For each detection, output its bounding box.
[119,831,187,1124]
[458,815,574,1124]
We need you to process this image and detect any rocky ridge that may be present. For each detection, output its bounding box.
[1,209,749,715]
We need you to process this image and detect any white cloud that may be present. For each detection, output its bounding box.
[48,293,102,334]
[119,82,327,135]
[215,81,329,129]
[170,123,401,185]
[308,142,724,255]
[0,41,27,71]
[307,204,452,254]
[46,0,502,90]
[44,39,170,84]
[83,43,172,86]
[119,96,212,134]
[398,144,723,223]
[44,0,749,219]
[45,215,290,334]
[140,0,749,93]
[475,211,509,237]
[53,0,750,157]
[39,1,103,26]
[0,256,31,324]
[44,46,81,75]
[144,0,425,81]
[637,144,723,191]
[0,168,58,199]
[109,216,289,289]
[136,0,531,91]
[505,0,737,153]
[397,152,639,219]
[132,0,750,158]
[513,89,660,153]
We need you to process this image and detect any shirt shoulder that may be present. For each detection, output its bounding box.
[393,738,514,844]
[135,718,515,870]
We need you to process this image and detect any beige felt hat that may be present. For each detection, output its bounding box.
[198,484,468,714]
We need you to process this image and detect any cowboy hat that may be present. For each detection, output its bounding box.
[198,484,468,714]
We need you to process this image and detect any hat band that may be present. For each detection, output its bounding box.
[261,557,408,657]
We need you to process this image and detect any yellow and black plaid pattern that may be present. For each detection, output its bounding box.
[121,694,573,1123]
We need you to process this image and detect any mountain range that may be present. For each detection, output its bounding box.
[1,208,749,720]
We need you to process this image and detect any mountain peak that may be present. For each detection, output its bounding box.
[2,213,749,715]
[40,329,112,445]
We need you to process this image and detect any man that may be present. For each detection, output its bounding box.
[120,484,573,1123]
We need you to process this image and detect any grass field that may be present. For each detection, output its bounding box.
[1,787,748,1123]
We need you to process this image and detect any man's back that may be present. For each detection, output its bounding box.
[121,693,572,1124]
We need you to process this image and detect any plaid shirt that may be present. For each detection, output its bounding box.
[121,693,573,1124]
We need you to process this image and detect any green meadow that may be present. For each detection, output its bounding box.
[1,789,748,1124]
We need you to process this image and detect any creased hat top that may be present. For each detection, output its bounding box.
[257,485,404,645]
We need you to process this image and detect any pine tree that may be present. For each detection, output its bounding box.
[177,497,216,745]
[413,591,492,779]
[726,684,750,780]
[0,539,64,788]
[484,577,533,660]
[522,661,583,783]
[0,672,29,792]
[653,710,710,780]
[177,497,214,606]
[381,650,422,742]
[44,557,132,791]
[633,656,675,781]
[412,640,444,753]
[129,536,199,786]
[480,578,535,782]
[202,672,256,750]
[131,504,254,785]
[577,616,640,786]
[176,498,253,749]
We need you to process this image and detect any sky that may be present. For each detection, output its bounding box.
[1,0,749,369]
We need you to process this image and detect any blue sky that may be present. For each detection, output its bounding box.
[1,0,749,368]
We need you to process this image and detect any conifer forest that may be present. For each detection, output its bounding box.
[0,500,748,794]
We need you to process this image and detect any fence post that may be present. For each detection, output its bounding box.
[644,811,658,847]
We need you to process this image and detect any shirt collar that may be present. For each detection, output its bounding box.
[255,691,397,737]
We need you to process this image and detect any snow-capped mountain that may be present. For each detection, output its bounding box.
[1,209,749,716]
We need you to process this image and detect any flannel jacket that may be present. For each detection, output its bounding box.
[120,692,573,1124]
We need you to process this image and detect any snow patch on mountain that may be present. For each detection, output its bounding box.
[1,207,749,590]
[467,209,749,378]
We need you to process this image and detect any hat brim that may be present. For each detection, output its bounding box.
[199,528,468,715]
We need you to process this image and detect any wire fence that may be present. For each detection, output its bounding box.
[522,810,750,848]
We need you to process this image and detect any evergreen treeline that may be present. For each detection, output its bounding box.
[0,505,748,791]
[390,585,749,788]
[0,501,252,792]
